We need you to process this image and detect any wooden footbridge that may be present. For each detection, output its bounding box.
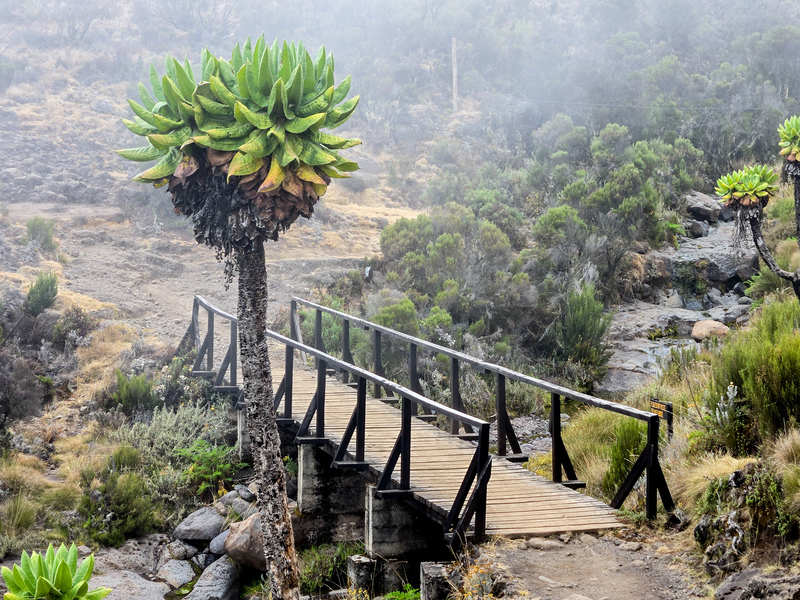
[185,296,673,544]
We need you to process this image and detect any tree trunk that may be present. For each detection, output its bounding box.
[237,243,301,600]
[747,211,800,302]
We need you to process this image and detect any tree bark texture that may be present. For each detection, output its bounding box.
[237,244,301,600]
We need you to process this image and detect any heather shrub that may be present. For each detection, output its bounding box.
[24,271,58,317]
[23,216,58,252]
[112,369,157,413]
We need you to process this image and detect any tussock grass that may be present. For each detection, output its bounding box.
[0,495,37,536]
[0,457,52,495]
[53,435,118,486]
[671,454,750,511]
[75,322,137,402]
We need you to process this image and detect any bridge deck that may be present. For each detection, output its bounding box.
[282,365,620,537]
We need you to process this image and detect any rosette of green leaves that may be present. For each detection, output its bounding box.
[117,36,361,194]
[1,543,110,600]
[778,116,800,160]
[715,165,778,208]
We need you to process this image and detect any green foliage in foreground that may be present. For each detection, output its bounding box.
[1,543,110,600]
[24,271,58,317]
[709,298,800,452]
[298,542,364,595]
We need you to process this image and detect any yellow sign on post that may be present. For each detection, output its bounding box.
[650,399,673,441]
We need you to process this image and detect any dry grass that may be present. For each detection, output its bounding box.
[0,457,53,496]
[671,454,751,511]
[74,322,137,402]
[53,434,118,487]
[770,428,800,470]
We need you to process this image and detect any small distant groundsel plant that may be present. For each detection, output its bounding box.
[1,543,110,600]
[117,35,360,258]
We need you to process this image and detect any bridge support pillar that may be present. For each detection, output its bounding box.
[365,484,445,560]
[295,445,364,546]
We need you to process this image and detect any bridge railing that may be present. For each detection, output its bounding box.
[291,297,674,519]
[189,296,491,543]
[186,296,239,393]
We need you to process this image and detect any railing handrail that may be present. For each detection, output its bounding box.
[265,329,488,430]
[292,297,654,421]
[195,295,237,322]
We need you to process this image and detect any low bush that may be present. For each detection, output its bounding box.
[23,216,58,252]
[78,468,153,547]
[112,369,157,413]
[299,542,364,595]
[24,271,58,317]
[53,306,97,347]
[174,439,244,498]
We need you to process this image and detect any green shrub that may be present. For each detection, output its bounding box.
[298,542,364,595]
[709,298,800,445]
[174,439,244,498]
[746,240,799,300]
[552,284,612,374]
[78,470,153,547]
[601,419,646,500]
[112,369,157,413]
[24,271,58,317]
[24,216,58,252]
[110,400,234,468]
[53,307,97,347]
[111,445,141,471]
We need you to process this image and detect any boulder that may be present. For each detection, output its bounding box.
[715,568,761,599]
[184,557,240,600]
[166,540,198,560]
[173,506,225,542]
[224,513,266,571]
[156,559,196,589]
[686,191,721,223]
[692,320,730,341]
[235,484,255,502]
[738,572,800,600]
[209,529,230,555]
[229,497,257,520]
[688,220,710,238]
[88,570,170,600]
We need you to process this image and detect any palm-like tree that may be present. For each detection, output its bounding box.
[118,37,360,600]
[714,160,800,299]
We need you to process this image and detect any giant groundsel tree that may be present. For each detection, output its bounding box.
[117,36,360,600]
[715,117,800,301]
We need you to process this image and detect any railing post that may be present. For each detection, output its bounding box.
[373,329,382,398]
[314,308,323,353]
[191,299,200,347]
[646,415,660,519]
[206,309,214,371]
[450,358,461,435]
[316,353,326,438]
[496,374,507,456]
[401,395,411,489]
[284,343,293,419]
[342,320,352,383]
[475,423,490,537]
[409,343,421,394]
[550,393,562,483]
[290,300,298,340]
[230,319,238,387]
[356,377,366,462]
